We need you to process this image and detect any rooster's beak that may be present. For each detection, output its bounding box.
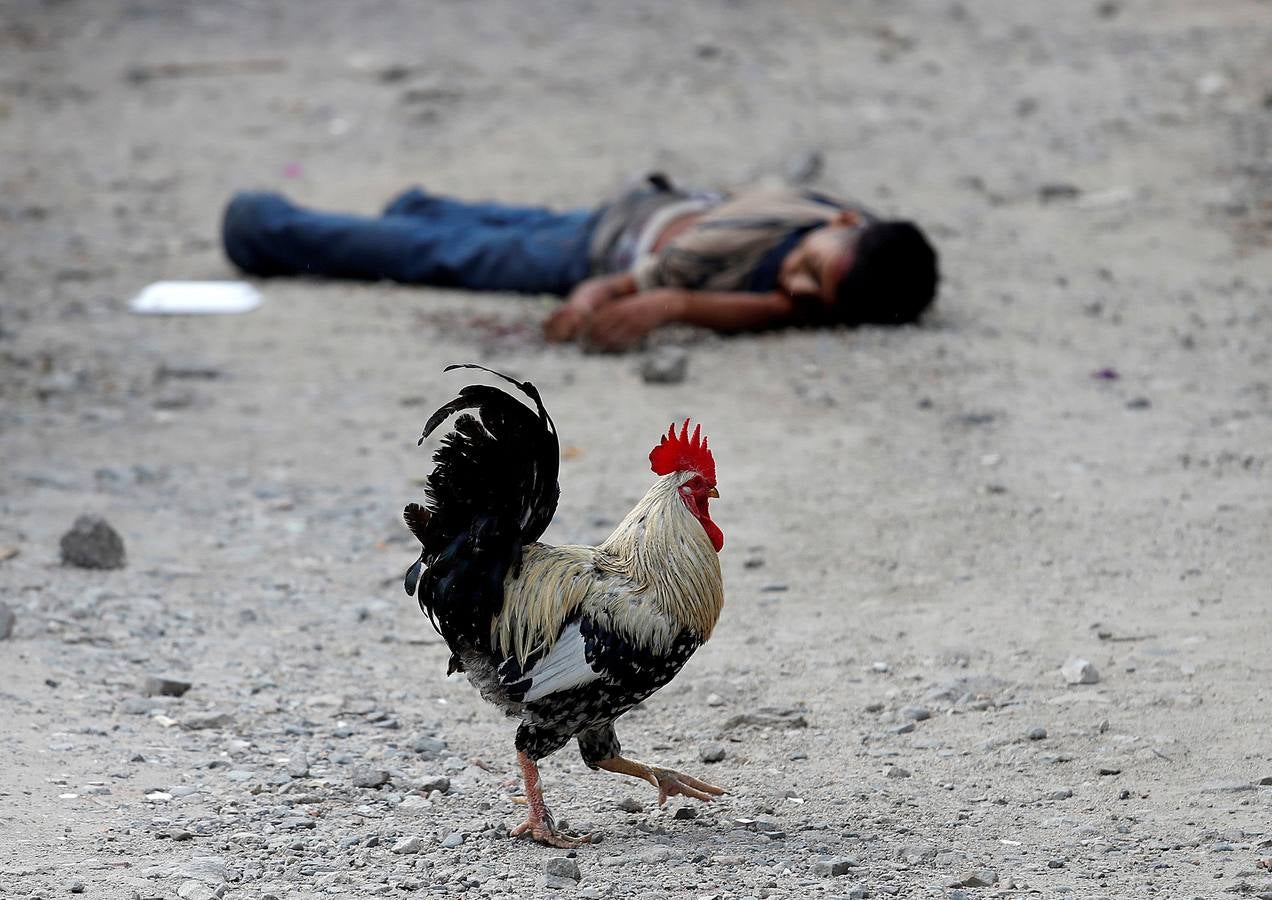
[708,487,720,499]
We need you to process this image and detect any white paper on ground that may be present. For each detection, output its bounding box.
[130,281,263,315]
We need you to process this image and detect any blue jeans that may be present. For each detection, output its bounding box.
[221,188,599,296]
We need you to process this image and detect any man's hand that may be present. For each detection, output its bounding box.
[578,290,686,353]
[544,273,637,343]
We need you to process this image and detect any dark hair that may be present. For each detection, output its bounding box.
[832,220,939,325]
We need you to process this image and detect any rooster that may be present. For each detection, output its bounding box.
[403,364,726,847]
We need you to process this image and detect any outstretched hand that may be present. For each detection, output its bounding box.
[577,291,684,353]
[544,273,638,344]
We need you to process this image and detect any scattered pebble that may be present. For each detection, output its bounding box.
[286,750,309,779]
[1027,726,1048,740]
[176,882,216,900]
[886,766,912,778]
[440,831,463,848]
[673,806,698,820]
[1047,788,1074,800]
[951,870,998,888]
[351,767,390,788]
[391,836,421,854]
[59,514,126,569]
[419,774,450,793]
[0,602,14,640]
[700,743,727,763]
[141,674,192,698]
[639,347,688,385]
[616,797,643,813]
[543,856,581,888]
[899,705,931,721]
[1061,657,1100,685]
[412,735,447,758]
[182,712,232,731]
[813,855,860,876]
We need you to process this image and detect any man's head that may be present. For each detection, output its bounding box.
[778,212,939,326]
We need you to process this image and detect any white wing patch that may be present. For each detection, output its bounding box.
[520,621,600,702]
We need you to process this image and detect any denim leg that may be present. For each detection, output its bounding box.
[383,187,575,227]
[222,191,595,295]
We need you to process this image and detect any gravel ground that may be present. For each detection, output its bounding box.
[2,2,1272,899]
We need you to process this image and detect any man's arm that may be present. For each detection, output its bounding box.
[578,288,797,352]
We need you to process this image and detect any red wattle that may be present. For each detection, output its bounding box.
[701,517,724,553]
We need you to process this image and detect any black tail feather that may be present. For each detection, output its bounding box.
[403,366,560,656]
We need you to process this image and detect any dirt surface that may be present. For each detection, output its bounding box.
[3,1,1272,898]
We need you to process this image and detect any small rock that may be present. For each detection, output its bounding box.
[1061,657,1100,685]
[419,775,450,793]
[391,836,421,854]
[1039,182,1081,203]
[639,347,688,385]
[888,722,916,735]
[899,705,931,721]
[177,882,216,900]
[169,828,193,841]
[706,692,725,707]
[813,855,860,876]
[0,602,14,640]
[141,675,192,698]
[952,870,998,888]
[1257,776,1272,786]
[673,806,697,820]
[182,712,232,730]
[543,856,581,888]
[1026,726,1048,740]
[440,831,463,848]
[59,515,126,569]
[700,744,727,764]
[412,735,447,758]
[1125,396,1151,410]
[1047,788,1074,801]
[178,856,227,884]
[286,750,309,779]
[886,766,912,779]
[1099,766,1122,776]
[68,882,85,894]
[352,767,390,788]
[616,797,643,813]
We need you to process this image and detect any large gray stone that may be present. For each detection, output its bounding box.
[59,515,126,569]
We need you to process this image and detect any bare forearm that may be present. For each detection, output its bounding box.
[663,290,796,332]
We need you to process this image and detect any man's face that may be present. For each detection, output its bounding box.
[777,214,862,308]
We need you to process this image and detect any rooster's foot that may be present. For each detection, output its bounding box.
[511,750,592,847]
[649,766,726,805]
[598,756,727,805]
[509,813,591,848]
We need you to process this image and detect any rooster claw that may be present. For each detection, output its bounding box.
[510,817,592,848]
[653,767,727,805]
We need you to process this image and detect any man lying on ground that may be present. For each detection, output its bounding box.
[221,173,939,352]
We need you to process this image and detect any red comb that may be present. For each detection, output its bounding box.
[649,419,716,482]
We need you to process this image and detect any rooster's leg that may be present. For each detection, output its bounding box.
[597,755,726,806]
[509,751,591,848]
